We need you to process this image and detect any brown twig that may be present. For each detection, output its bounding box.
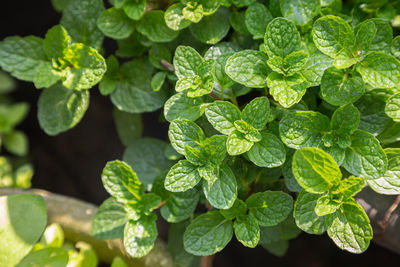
[160,60,175,73]
[378,195,400,232]
[156,201,166,209]
[200,254,215,267]
[209,92,221,100]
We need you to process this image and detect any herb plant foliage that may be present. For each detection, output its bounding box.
[2,0,400,263]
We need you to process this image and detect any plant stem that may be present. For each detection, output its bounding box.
[378,195,400,232]
[160,60,175,73]
[156,201,166,209]
[231,94,239,107]
[209,92,221,100]
[200,254,215,267]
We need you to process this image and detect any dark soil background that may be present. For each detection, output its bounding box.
[1,1,400,266]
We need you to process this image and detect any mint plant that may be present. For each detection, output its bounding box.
[2,0,400,265]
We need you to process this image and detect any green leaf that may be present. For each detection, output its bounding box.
[60,0,105,48]
[354,20,376,55]
[196,0,221,14]
[205,101,241,135]
[332,176,365,200]
[113,108,143,146]
[248,132,286,168]
[282,152,303,193]
[292,147,341,193]
[323,144,346,165]
[314,194,341,216]
[220,199,247,220]
[203,164,237,209]
[234,120,261,142]
[246,191,293,227]
[39,223,64,248]
[354,90,391,135]
[234,214,260,248]
[377,121,400,145]
[230,0,256,7]
[61,43,106,90]
[331,104,360,137]
[225,50,270,88]
[343,130,387,180]
[368,19,392,53]
[0,194,47,267]
[16,247,69,267]
[320,67,364,106]
[184,59,215,97]
[0,71,16,94]
[264,17,301,58]
[164,93,209,122]
[333,49,359,69]
[173,46,204,79]
[101,160,144,203]
[151,72,167,91]
[294,190,327,234]
[197,164,219,182]
[281,51,309,76]
[52,0,72,11]
[202,135,228,166]
[91,197,127,239]
[97,8,135,39]
[37,84,89,136]
[33,62,61,89]
[136,10,179,43]
[4,131,28,156]
[385,93,400,122]
[99,56,119,95]
[111,257,128,267]
[124,214,157,258]
[300,52,333,87]
[168,119,205,155]
[279,111,330,149]
[326,200,373,253]
[267,72,308,108]
[356,90,392,135]
[242,97,270,130]
[43,25,71,59]
[149,44,172,70]
[204,42,239,89]
[182,2,204,23]
[161,189,199,223]
[189,7,230,45]
[165,160,201,192]
[183,211,233,256]
[0,36,47,82]
[312,15,354,58]
[164,3,191,31]
[230,10,249,34]
[280,0,320,25]
[110,59,167,113]
[176,75,201,93]
[140,193,162,214]
[168,220,201,267]
[391,36,400,59]
[259,239,288,257]
[367,148,400,195]
[123,138,173,190]
[357,52,400,89]
[123,0,146,20]
[227,130,253,155]
[245,3,273,39]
